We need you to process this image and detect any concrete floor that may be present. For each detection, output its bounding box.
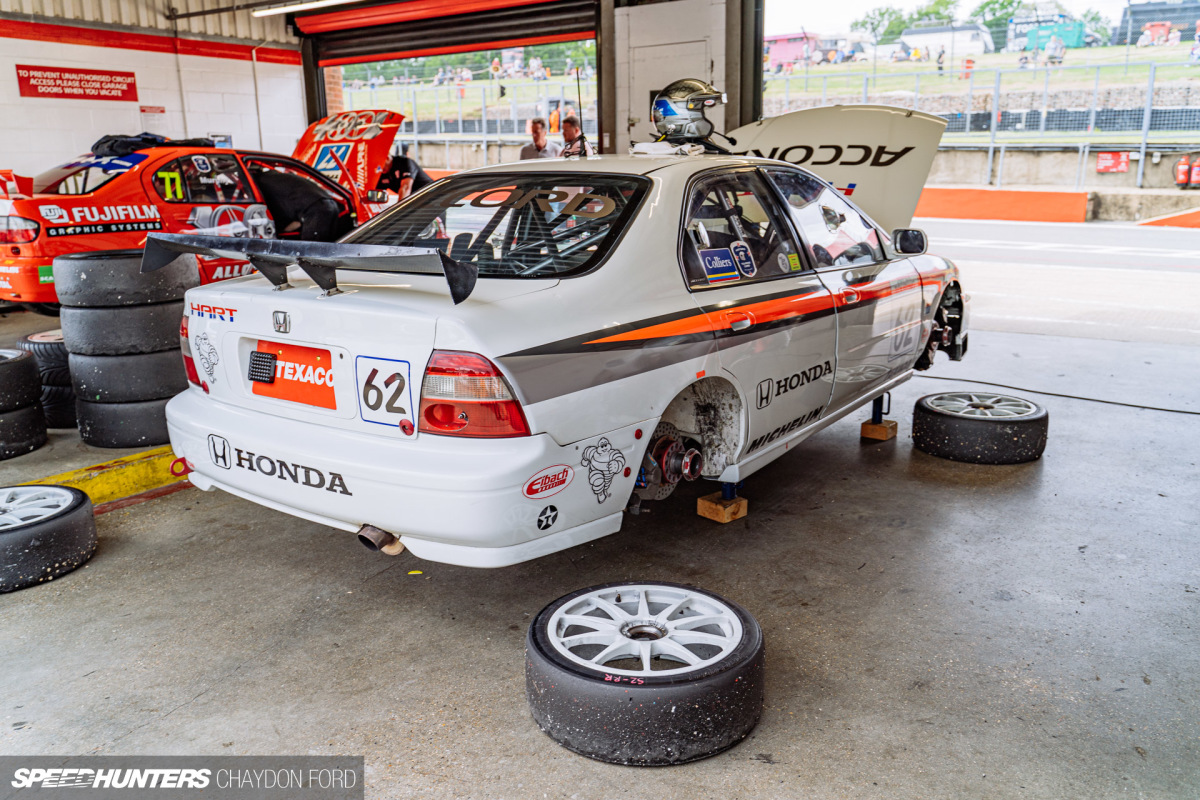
[2,322,1197,799]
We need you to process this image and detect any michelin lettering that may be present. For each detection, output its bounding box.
[747,406,825,453]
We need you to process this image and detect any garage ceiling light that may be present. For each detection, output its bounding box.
[252,0,363,17]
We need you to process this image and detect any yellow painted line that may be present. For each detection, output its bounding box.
[25,445,187,506]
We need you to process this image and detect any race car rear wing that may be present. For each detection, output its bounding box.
[141,233,478,304]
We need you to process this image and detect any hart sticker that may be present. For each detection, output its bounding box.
[730,240,756,277]
[699,248,740,283]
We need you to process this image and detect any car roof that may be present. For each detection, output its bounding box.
[457,153,785,177]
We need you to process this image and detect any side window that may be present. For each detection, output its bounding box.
[152,159,188,203]
[680,170,804,290]
[152,154,253,204]
[766,169,883,268]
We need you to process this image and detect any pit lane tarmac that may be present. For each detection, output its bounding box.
[1,322,1195,800]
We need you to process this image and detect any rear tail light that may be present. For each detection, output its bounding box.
[418,350,530,438]
[0,216,39,244]
[179,313,205,391]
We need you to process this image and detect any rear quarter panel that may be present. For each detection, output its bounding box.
[449,172,725,446]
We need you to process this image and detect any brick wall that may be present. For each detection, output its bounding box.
[324,67,345,115]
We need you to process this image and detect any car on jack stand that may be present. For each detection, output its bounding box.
[151,105,970,568]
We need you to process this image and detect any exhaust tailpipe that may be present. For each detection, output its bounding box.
[357,524,406,556]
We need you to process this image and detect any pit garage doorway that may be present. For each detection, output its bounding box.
[294,0,598,125]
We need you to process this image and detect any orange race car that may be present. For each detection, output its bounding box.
[0,110,402,312]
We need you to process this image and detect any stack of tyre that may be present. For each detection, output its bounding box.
[53,250,197,448]
[16,330,75,429]
[0,349,48,460]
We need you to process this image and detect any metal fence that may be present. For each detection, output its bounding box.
[342,79,598,163]
[764,61,1199,144]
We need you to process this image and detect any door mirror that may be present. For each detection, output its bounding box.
[892,228,927,255]
[365,190,389,203]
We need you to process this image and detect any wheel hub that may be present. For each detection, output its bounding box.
[621,621,667,641]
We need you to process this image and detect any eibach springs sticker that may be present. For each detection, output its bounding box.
[523,465,574,499]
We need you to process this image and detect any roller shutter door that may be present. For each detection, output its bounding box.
[295,0,597,67]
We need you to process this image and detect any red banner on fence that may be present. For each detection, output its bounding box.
[1095,152,1130,173]
[15,64,138,101]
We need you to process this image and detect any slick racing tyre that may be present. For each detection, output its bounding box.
[40,384,78,429]
[526,581,764,766]
[912,392,1048,465]
[52,250,198,308]
[0,486,96,593]
[69,350,187,403]
[16,330,71,386]
[60,302,184,356]
[0,349,42,412]
[0,405,48,460]
[77,397,170,448]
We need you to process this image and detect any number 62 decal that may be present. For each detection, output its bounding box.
[354,355,414,430]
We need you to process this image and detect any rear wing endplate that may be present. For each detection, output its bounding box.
[141,233,478,304]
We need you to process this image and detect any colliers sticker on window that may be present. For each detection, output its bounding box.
[699,248,740,283]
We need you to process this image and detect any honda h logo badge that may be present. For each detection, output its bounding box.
[756,379,773,410]
[273,311,290,334]
[207,434,231,469]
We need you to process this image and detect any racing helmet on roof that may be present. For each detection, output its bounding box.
[652,78,726,139]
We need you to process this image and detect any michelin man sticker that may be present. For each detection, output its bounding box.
[581,437,626,504]
[730,240,756,277]
[194,332,219,384]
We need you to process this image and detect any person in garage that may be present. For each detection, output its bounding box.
[250,165,342,241]
[520,117,562,159]
[376,144,434,199]
[560,115,594,157]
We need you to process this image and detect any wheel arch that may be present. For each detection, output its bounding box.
[657,375,745,479]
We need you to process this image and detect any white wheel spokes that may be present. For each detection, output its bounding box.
[927,392,1037,419]
[0,486,74,530]
[547,585,744,677]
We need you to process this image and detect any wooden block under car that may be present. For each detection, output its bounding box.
[697,492,749,524]
[860,419,899,441]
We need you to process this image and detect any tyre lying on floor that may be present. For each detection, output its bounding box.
[54,250,193,448]
[912,392,1048,464]
[0,485,97,592]
[17,330,75,429]
[0,349,48,459]
[526,582,765,765]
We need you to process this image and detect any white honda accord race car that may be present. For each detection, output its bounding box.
[152,105,969,568]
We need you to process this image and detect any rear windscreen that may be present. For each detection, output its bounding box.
[33,153,148,195]
[342,173,649,279]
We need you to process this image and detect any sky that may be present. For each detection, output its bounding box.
[764,0,1135,37]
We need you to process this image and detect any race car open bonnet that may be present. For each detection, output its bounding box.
[652,79,726,140]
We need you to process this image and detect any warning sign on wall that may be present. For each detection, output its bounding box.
[1095,152,1130,173]
[15,65,138,101]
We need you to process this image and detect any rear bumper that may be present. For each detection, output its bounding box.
[167,389,644,567]
[0,258,56,303]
